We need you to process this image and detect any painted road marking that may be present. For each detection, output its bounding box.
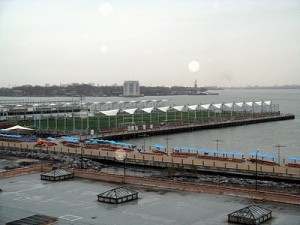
[59,214,82,222]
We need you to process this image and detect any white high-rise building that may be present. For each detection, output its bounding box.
[123,81,143,97]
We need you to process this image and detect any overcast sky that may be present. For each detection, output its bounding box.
[0,0,299,88]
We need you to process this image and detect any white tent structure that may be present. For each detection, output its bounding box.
[123,108,138,124]
[141,107,155,124]
[1,125,34,134]
[173,105,185,122]
[187,105,198,119]
[100,109,119,116]
[99,109,119,128]
[141,107,154,114]
[0,99,278,133]
[3,125,33,131]
[157,106,170,112]
[157,106,170,122]
[212,103,222,110]
[200,104,211,117]
[173,105,185,111]
[200,104,211,110]
[225,102,233,107]
[244,101,254,113]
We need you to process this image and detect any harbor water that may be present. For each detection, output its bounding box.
[1,89,300,161]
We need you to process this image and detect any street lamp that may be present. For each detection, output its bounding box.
[166,136,169,150]
[212,139,223,157]
[255,149,259,190]
[138,134,148,151]
[80,143,84,169]
[164,136,172,154]
[275,144,286,165]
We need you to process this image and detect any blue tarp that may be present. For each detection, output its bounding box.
[288,157,300,161]
[115,142,133,147]
[249,152,275,159]
[61,136,79,143]
[172,146,180,151]
[180,146,189,151]
[85,139,133,147]
[229,152,243,156]
[197,149,243,157]
[47,137,56,141]
[197,149,214,154]
[0,134,22,139]
[152,144,166,150]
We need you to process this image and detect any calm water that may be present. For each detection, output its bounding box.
[1,89,300,160]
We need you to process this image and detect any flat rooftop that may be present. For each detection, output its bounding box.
[0,173,299,225]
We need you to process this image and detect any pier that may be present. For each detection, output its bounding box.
[1,140,299,183]
[75,114,295,141]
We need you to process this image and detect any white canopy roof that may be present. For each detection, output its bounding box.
[235,102,244,107]
[3,125,34,131]
[141,107,154,113]
[212,103,222,109]
[263,100,271,105]
[245,102,253,107]
[255,101,262,106]
[187,105,198,110]
[224,103,233,108]
[123,108,137,115]
[173,105,185,112]
[200,104,211,110]
[100,109,119,116]
[157,106,170,112]
[63,103,71,107]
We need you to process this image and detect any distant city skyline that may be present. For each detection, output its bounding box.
[0,0,299,88]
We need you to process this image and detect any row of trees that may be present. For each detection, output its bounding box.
[0,84,214,97]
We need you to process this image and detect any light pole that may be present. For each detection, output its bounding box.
[166,136,169,150]
[164,136,171,154]
[275,144,286,165]
[255,149,259,190]
[138,134,148,151]
[80,143,83,169]
[212,139,223,157]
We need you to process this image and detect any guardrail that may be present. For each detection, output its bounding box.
[1,140,300,181]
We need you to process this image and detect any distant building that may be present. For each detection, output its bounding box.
[122,81,143,97]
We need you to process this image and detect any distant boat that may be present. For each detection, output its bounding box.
[207,92,219,95]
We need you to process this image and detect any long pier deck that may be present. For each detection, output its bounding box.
[1,141,299,183]
[76,114,295,141]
